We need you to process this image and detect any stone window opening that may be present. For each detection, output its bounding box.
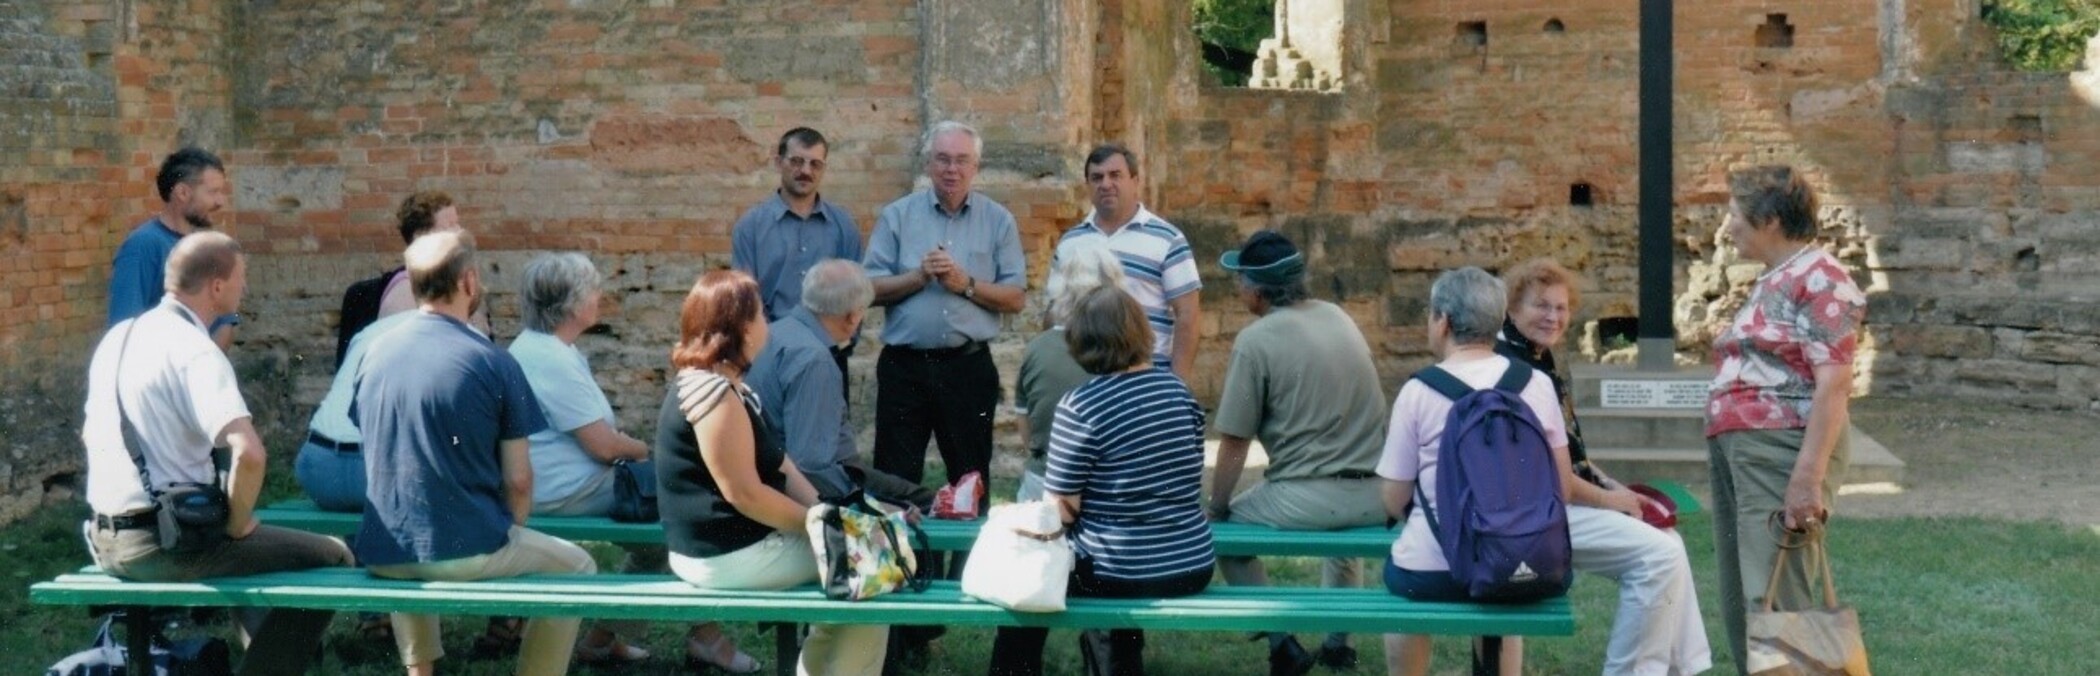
[1456,21,1489,49]
[1754,14,1794,49]
[1543,18,1566,35]
[1569,182,1596,207]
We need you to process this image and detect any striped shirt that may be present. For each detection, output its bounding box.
[1043,367,1216,581]
[1050,206,1201,366]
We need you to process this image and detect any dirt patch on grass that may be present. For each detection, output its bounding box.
[1841,395,2099,525]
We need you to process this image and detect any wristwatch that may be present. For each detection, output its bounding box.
[962,276,977,299]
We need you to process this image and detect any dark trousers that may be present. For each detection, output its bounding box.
[871,344,997,501]
[988,560,1213,676]
[88,522,353,675]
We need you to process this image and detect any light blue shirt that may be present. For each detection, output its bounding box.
[307,312,414,444]
[508,330,619,505]
[862,190,1026,348]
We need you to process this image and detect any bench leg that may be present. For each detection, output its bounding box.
[770,622,798,676]
[123,606,155,670]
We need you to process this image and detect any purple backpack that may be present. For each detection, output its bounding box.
[1410,361,1573,602]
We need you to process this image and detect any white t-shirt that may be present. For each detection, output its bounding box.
[83,297,251,515]
[1375,354,1568,571]
[509,330,619,506]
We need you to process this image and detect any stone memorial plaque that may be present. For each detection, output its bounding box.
[1599,380,1708,409]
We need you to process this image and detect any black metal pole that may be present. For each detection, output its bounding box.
[1637,0,1675,371]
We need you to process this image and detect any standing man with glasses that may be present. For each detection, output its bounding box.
[733,128,865,396]
[861,121,1027,671]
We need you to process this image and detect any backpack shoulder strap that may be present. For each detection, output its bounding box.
[1409,366,1474,402]
[1493,359,1535,394]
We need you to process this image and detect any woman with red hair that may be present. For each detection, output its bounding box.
[655,270,887,675]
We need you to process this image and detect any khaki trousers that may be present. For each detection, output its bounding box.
[1708,428,1849,676]
[1218,476,1385,646]
[367,526,598,674]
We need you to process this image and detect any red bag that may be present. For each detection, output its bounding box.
[933,471,984,520]
[1629,483,1679,530]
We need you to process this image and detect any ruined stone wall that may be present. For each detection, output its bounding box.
[8,0,2100,526]
[222,0,1097,433]
[0,0,233,522]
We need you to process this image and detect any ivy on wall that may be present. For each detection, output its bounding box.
[1983,0,2100,71]
[1193,0,1273,85]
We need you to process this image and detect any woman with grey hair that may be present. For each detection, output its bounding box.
[507,252,757,670]
[1374,267,1572,676]
[1013,241,1126,499]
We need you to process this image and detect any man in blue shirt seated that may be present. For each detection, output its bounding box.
[108,147,238,351]
[352,230,597,676]
[747,259,934,508]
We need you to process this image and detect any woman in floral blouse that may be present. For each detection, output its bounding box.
[1705,165,1867,673]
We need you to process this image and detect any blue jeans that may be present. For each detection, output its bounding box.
[293,438,365,512]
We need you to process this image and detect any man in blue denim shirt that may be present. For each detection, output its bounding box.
[747,260,934,508]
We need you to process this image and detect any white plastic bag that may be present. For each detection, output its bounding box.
[960,500,1073,612]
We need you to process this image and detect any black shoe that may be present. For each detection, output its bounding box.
[1263,634,1316,676]
[1316,644,1358,671]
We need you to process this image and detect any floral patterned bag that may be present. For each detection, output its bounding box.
[806,491,930,601]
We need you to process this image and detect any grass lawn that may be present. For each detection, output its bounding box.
[8,498,2097,674]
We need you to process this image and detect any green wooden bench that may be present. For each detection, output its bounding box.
[33,568,1574,674]
[252,480,1700,559]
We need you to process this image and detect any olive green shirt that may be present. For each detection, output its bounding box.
[1213,300,1387,481]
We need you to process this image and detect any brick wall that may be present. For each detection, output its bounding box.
[0,0,234,521]
[6,0,2099,524]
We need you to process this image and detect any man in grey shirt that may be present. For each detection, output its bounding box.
[1210,230,1389,672]
[861,120,1026,501]
[747,259,934,508]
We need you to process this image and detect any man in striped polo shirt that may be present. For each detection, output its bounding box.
[1047,143,1203,381]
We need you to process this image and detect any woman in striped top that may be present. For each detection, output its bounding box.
[988,286,1215,676]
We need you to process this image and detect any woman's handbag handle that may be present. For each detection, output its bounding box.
[1762,511,1842,612]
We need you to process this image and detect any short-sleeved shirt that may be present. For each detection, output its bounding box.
[509,329,620,505]
[82,298,250,515]
[1706,248,1867,438]
[862,190,1027,348]
[656,370,790,559]
[732,192,864,321]
[352,312,547,567]
[745,308,856,496]
[1213,301,1388,481]
[1015,328,1091,459]
[1049,206,1201,365]
[307,312,414,444]
[107,219,181,327]
[1044,368,1216,581]
[1375,355,1568,571]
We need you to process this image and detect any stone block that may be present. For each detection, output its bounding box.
[234,166,346,212]
[1880,324,1993,359]
[2019,331,2100,366]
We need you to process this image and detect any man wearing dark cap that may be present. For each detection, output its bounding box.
[1209,231,1389,673]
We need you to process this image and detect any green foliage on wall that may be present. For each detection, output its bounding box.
[1193,0,1273,86]
[1983,0,2100,71]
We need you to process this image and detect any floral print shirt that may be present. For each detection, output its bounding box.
[1706,247,1867,438]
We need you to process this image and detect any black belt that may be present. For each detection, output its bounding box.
[307,430,361,453]
[889,341,986,360]
[93,510,157,531]
[1335,470,1378,480]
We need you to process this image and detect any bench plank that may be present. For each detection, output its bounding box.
[253,502,1397,557]
[251,480,1699,559]
[33,569,1573,637]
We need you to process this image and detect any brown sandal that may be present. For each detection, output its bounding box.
[471,616,524,657]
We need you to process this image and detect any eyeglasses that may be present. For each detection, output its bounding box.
[783,156,827,172]
[931,154,977,170]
